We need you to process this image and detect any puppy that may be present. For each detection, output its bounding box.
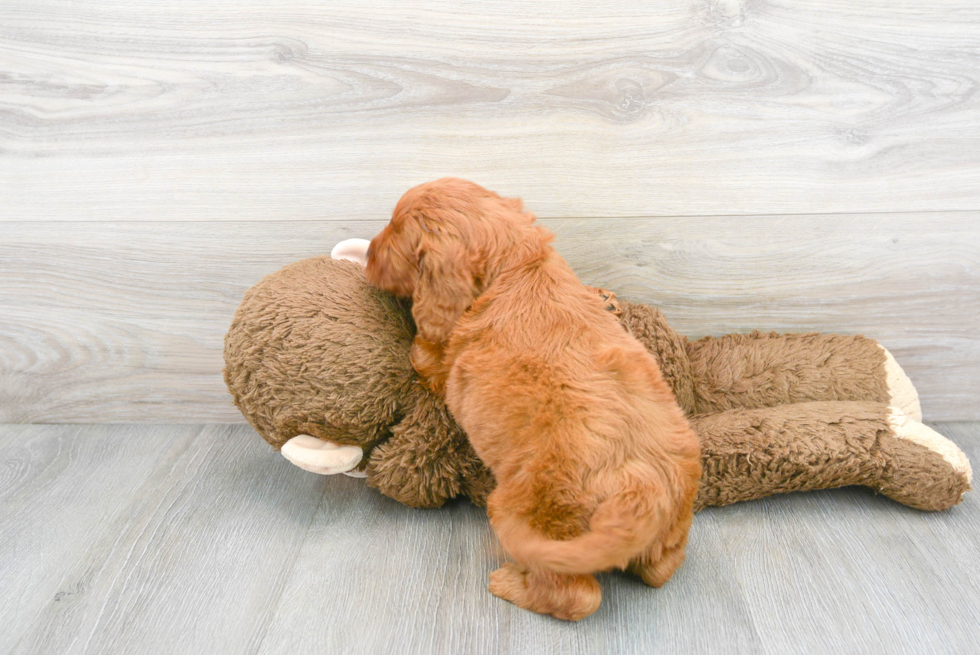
[365,178,701,621]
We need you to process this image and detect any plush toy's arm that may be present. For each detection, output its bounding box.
[364,392,481,508]
[691,400,971,511]
[686,331,921,420]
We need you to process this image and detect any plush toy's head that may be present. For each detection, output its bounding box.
[223,254,420,475]
[225,246,493,506]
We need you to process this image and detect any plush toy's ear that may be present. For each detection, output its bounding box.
[330,238,371,267]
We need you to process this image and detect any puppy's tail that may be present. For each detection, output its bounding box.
[493,485,667,575]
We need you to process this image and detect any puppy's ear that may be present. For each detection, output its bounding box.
[412,240,474,344]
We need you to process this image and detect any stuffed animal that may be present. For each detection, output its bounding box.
[223,240,972,512]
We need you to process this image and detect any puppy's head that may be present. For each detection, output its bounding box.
[365,178,534,342]
[364,205,425,299]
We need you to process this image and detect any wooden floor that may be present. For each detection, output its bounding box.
[2,422,978,655]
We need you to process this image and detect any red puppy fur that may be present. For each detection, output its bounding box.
[365,178,701,621]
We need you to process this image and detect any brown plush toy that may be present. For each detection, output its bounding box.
[223,240,972,513]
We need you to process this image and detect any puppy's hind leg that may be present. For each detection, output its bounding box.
[489,562,602,621]
[627,505,694,588]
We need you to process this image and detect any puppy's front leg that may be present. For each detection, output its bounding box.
[410,336,450,397]
[584,285,622,316]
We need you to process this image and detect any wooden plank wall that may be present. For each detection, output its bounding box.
[1,0,978,422]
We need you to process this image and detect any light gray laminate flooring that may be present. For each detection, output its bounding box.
[2,423,978,655]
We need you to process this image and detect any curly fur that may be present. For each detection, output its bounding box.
[365,178,702,620]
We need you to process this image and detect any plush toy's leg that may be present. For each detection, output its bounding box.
[488,562,602,621]
[692,401,971,512]
[686,331,921,420]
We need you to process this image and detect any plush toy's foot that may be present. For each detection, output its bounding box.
[488,562,602,621]
[882,408,973,509]
[879,346,922,421]
[280,435,364,475]
[330,238,371,267]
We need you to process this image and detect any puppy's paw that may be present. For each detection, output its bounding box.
[489,563,530,604]
[410,337,448,397]
[416,375,446,397]
[489,563,602,621]
[585,286,622,316]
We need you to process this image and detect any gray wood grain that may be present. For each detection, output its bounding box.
[0,425,175,654]
[1,1,979,220]
[919,423,980,604]
[6,425,325,655]
[553,215,980,421]
[2,423,976,654]
[256,475,507,655]
[1,216,977,422]
[258,475,763,655]
[712,421,980,655]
